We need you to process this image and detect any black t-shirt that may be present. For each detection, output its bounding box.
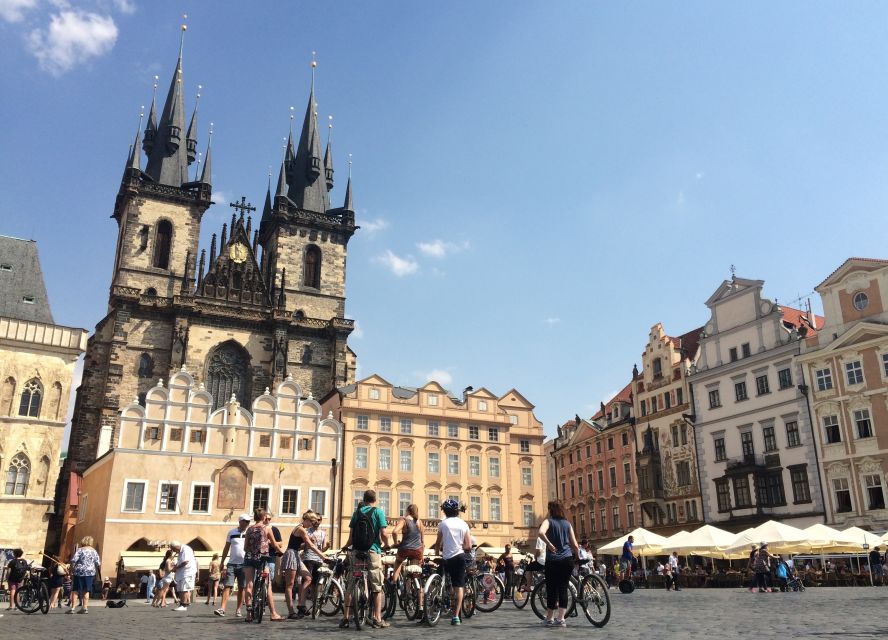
[287,529,304,553]
[272,525,283,557]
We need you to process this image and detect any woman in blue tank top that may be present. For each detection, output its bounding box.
[537,501,579,627]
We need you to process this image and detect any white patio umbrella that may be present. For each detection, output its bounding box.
[596,527,670,555]
[722,520,810,555]
[668,524,739,557]
[835,526,883,552]
[800,523,859,551]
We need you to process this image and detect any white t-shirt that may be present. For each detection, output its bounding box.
[439,516,470,560]
[535,537,547,566]
[669,555,679,571]
[226,528,247,565]
[175,544,197,580]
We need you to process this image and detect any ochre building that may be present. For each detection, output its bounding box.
[0,236,87,554]
[323,376,548,550]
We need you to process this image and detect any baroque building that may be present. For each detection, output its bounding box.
[52,31,358,556]
[550,382,639,552]
[0,236,87,553]
[632,323,703,534]
[690,276,825,530]
[798,258,888,530]
[323,376,548,550]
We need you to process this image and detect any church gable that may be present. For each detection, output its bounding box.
[196,210,270,307]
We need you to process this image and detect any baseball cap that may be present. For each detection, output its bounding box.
[238,513,251,522]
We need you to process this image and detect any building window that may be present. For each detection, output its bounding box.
[676,461,690,486]
[355,447,368,469]
[356,415,369,431]
[845,361,864,386]
[159,483,179,512]
[489,457,500,478]
[509,414,518,425]
[122,480,146,512]
[258,434,271,448]
[609,466,617,488]
[778,368,793,390]
[469,455,480,477]
[815,368,833,391]
[755,375,770,396]
[624,461,632,484]
[741,431,754,458]
[714,437,726,461]
[864,474,885,510]
[427,394,438,407]
[369,387,380,400]
[447,423,459,438]
[716,479,731,512]
[735,381,748,402]
[4,453,30,496]
[427,452,440,474]
[708,389,721,409]
[310,489,326,515]
[568,453,573,465]
[785,421,801,447]
[600,508,607,532]
[206,341,251,411]
[570,480,575,498]
[853,409,873,438]
[489,496,501,521]
[756,473,785,507]
[378,448,391,471]
[488,428,499,442]
[790,468,811,504]
[190,429,204,444]
[577,476,583,493]
[399,418,412,434]
[833,478,852,512]
[596,441,602,454]
[853,291,869,311]
[428,421,439,437]
[741,343,751,358]
[729,347,738,362]
[597,470,604,492]
[681,426,688,446]
[147,427,160,440]
[627,504,635,527]
[470,496,482,520]
[380,416,392,433]
[882,353,888,377]
[153,220,172,269]
[612,506,620,530]
[303,245,321,288]
[448,453,459,475]
[621,432,629,447]
[523,504,533,527]
[252,487,269,512]
[521,439,530,453]
[822,415,841,444]
[607,436,614,451]
[138,353,154,378]
[676,388,683,405]
[427,494,440,518]
[641,401,647,417]
[353,490,364,510]
[664,392,672,409]
[522,467,532,485]
[375,490,390,515]
[733,476,752,508]
[278,488,299,515]
[650,397,657,413]
[190,484,211,513]
[762,426,777,452]
[399,450,412,472]
[18,378,42,417]
[298,437,312,451]
[393,491,409,515]
[469,425,479,440]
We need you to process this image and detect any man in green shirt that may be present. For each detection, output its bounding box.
[340,489,390,629]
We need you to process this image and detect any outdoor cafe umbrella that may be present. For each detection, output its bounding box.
[835,526,883,552]
[667,524,739,557]
[722,520,810,555]
[597,527,669,555]
[800,523,859,552]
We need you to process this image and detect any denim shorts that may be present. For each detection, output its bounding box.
[222,563,245,589]
[73,574,94,594]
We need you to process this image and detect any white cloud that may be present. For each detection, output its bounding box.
[28,10,118,76]
[351,321,364,340]
[425,369,453,386]
[544,317,561,325]
[112,0,136,13]
[374,250,418,277]
[357,217,388,234]
[0,0,37,22]
[416,239,469,259]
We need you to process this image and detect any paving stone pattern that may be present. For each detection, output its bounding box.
[5,588,888,640]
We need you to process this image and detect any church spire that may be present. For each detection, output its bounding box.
[186,84,200,165]
[261,172,273,224]
[323,115,334,191]
[275,158,287,199]
[143,76,158,155]
[126,107,144,173]
[343,154,354,212]
[286,54,330,213]
[144,22,191,187]
[199,123,213,185]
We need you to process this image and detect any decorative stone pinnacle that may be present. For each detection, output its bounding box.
[158,379,164,387]
[307,392,313,400]
[265,387,270,395]
[180,365,187,372]
[286,374,294,382]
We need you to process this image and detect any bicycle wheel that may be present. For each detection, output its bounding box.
[15,585,42,614]
[39,582,50,615]
[530,580,576,620]
[402,576,422,620]
[474,574,504,613]
[423,574,443,626]
[580,574,611,627]
[462,578,476,618]
[319,579,343,617]
[254,577,267,624]
[351,580,365,630]
[382,579,397,620]
[512,572,532,609]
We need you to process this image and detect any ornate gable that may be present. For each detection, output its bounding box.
[196,214,271,307]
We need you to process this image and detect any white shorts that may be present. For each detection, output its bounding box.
[176,574,195,591]
[161,573,175,586]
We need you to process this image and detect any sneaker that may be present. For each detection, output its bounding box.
[451,616,461,626]
[66,608,76,614]
[214,608,225,617]
[174,605,188,612]
[235,610,242,617]
[78,608,89,614]
[542,619,554,626]
[338,619,350,629]
[554,619,567,627]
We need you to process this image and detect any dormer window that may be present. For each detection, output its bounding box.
[652,358,662,378]
[22,296,35,304]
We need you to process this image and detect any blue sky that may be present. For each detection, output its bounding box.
[1,1,886,438]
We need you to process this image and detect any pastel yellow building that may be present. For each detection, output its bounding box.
[70,369,341,575]
[323,375,548,550]
[0,236,87,555]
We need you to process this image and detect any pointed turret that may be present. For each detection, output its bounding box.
[323,118,334,191]
[275,159,287,199]
[199,133,212,186]
[208,233,217,268]
[286,76,330,213]
[186,103,198,164]
[261,180,273,225]
[143,86,158,155]
[144,25,191,187]
[343,175,354,212]
[127,118,142,173]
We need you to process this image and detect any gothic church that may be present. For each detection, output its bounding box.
[52,33,358,550]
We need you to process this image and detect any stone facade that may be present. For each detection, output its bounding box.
[632,323,704,535]
[70,370,341,575]
[690,276,825,530]
[799,258,888,530]
[323,376,548,551]
[0,316,87,553]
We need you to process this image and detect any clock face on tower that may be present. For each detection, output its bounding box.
[229,242,248,264]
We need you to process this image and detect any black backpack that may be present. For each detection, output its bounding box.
[7,558,28,582]
[352,506,378,552]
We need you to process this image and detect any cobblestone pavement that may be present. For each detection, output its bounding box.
[4,587,888,640]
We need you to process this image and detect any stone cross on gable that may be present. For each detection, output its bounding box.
[229,196,256,217]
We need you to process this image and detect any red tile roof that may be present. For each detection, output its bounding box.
[591,380,634,420]
[669,326,704,360]
[780,305,823,335]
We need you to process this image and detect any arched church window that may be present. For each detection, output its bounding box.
[138,353,154,378]
[206,341,252,411]
[5,453,30,495]
[304,245,321,288]
[153,220,173,270]
[19,378,42,417]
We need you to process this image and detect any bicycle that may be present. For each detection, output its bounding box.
[309,556,344,619]
[347,550,372,629]
[14,565,50,615]
[422,555,476,626]
[247,556,273,623]
[512,558,544,609]
[383,556,426,620]
[468,562,505,613]
[529,569,611,627]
